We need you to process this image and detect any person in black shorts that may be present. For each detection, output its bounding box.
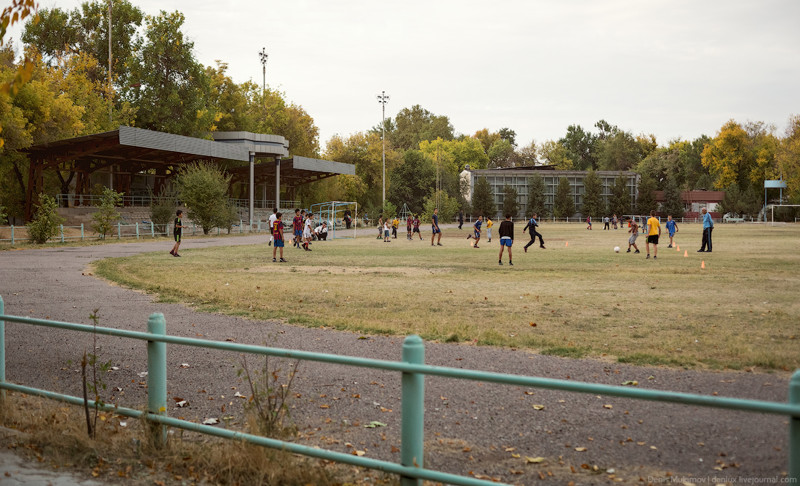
[170,209,184,257]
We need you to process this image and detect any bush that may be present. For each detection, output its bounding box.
[149,186,178,233]
[91,188,122,239]
[0,204,7,225]
[27,194,65,244]
[174,162,234,234]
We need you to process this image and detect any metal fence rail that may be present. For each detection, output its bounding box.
[1,296,798,484]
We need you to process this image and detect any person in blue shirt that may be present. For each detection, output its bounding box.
[466,215,483,248]
[523,212,546,252]
[665,215,679,248]
[698,207,714,252]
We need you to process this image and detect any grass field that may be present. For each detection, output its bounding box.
[93,222,800,371]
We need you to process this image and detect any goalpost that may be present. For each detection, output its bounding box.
[765,204,800,225]
[309,201,358,239]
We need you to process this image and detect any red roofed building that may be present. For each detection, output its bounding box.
[654,190,725,219]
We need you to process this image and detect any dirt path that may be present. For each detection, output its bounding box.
[0,236,792,484]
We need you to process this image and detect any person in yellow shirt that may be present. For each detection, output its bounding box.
[646,210,661,260]
[391,216,399,239]
[486,217,494,243]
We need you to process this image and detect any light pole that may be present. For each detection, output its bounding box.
[259,47,268,93]
[376,90,390,209]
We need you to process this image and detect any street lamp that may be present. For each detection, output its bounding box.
[376,90,390,209]
[259,47,268,93]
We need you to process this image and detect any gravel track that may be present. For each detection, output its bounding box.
[0,235,792,484]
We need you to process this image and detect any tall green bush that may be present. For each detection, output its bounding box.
[501,185,519,218]
[149,186,178,233]
[174,162,234,234]
[471,177,496,219]
[553,177,575,218]
[91,188,122,239]
[27,193,65,244]
[526,174,547,218]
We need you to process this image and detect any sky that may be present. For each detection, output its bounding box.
[7,0,800,152]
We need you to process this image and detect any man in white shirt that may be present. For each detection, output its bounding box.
[268,208,277,246]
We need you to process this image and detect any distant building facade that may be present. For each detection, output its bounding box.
[460,165,639,218]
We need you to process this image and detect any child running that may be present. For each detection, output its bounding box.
[523,212,545,251]
[466,215,483,248]
[303,212,314,251]
[498,213,514,265]
[486,217,493,243]
[292,209,303,248]
[272,212,286,262]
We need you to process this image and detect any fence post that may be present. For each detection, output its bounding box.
[80,224,84,241]
[0,295,5,402]
[117,222,121,240]
[10,226,13,245]
[135,222,139,240]
[790,369,800,481]
[147,313,167,447]
[150,222,154,238]
[401,335,425,486]
[60,224,64,243]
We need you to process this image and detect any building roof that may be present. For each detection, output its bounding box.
[654,190,725,203]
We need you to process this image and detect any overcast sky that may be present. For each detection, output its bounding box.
[10,0,800,151]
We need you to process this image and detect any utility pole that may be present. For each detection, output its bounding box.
[376,90,390,209]
[108,0,112,123]
[259,47,268,93]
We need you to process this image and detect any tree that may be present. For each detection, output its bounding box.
[488,139,515,168]
[538,140,573,169]
[718,183,761,218]
[26,193,65,244]
[174,162,233,234]
[389,104,454,150]
[422,189,459,225]
[501,185,520,218]
[473,128,500,153]
[387,149,435,214]
[777,115,800,202]
[122,10,214,136]
[325,132,401,209]
[91,187,122,239]
[553,177,575,219]
[0,202,7,225]
[597,130,643,171]
[498,127,517,147]
[661,176,685,219]
[149,185,177,233]
[609,175,631,217]
[581,169,604,218]
[515,140,538,166]
[559,125,597,170]
[700,119,776,191]
[471,177,496,219]
[0,0,38,110]
[636,175,657,215]
[526,174,547,218]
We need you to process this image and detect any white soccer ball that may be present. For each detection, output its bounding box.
[614,246,620,253]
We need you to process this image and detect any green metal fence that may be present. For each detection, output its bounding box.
[1,295,798,484]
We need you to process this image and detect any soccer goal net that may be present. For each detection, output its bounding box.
[765,204,800,225]
[309,201,358,239]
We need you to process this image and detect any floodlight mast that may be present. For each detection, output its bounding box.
[377,91,390,210]
[259,47,268,93]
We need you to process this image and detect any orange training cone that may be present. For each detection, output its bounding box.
[565,241,569,247]
[684,250,688,257]
[676,245,680,251]
[701,260,706,269]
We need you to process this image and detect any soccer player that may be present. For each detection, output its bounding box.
[412,214,422,240]
[698,207,714,252]
[646,210,661,260]
[272,212,286,262]
[292,209,303,248]
[586,215,592,230]
[392,216,399,239]
[466,215,483,248]
[665,215,679,248]
[303,212,314,251]
[523,212,545,252]
[170,209,184,257]
[498,214,514,265]
[486,217,493,243]
[431,208,442,246]
[406,214,413,240]
[627,218,640,254]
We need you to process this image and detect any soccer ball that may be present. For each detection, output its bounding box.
[614,246,620,253]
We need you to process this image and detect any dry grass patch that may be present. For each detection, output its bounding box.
[0,392,392,485]
[93,223,800,371]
